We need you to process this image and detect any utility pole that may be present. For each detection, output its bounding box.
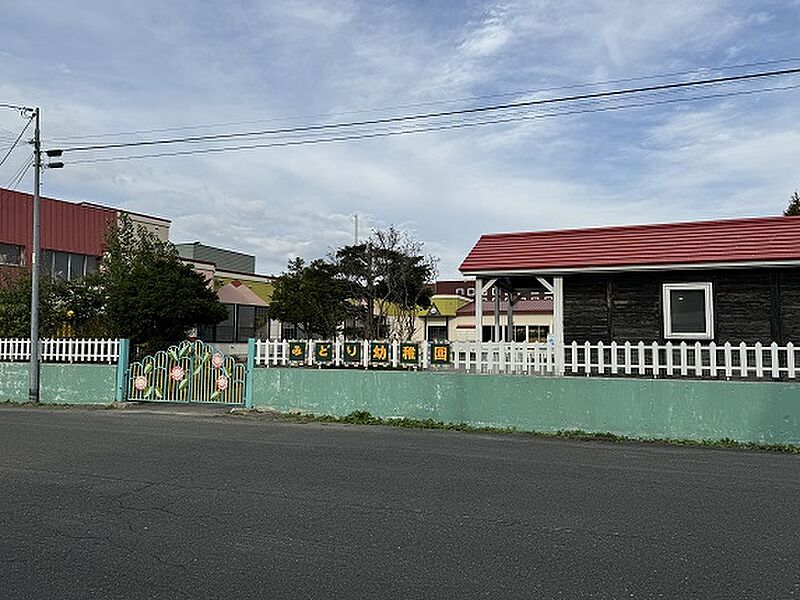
[354,213,359,245]
[29,107,41,403]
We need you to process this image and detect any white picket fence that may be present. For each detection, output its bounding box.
[0,338,120,363]
[565,341,799,380]
[254,337,800,380]
[451,341,557,375]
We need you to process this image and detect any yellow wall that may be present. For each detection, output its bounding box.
[215,275,275,304]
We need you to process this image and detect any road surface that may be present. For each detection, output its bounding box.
[0,406,798,599]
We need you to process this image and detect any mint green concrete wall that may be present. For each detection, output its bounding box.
[252,369,800,445]
[0,363,116,404]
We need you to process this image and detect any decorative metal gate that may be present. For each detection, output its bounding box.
[126,340,247,404]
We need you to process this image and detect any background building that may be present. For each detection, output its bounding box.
[177,242,281,351]
[0,187,170,282]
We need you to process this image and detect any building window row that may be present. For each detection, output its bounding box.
[42,250,99,281]
[0,245,101,281]
[199,304,270,343]
[481,324,550,343]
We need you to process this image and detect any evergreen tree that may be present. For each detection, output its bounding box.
[99,216,228,353]
[784,190,800,216]
[268,258,351,338]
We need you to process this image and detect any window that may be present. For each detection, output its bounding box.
[282,323,304,340]
[215,304,236,342]
[42,250,98,281]
[427,325,448,340]
[255,307,270,339]
[199,304,271,343]
[663,283,714,339]
[54,252,70,281]
[527,325,550,343]
[0,243,23,266]
[69,254,86,280]
[236,305,256,341]
[513,326,527,342]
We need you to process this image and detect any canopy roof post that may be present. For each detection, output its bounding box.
[494,291,501,342]
[474,278,498,343]
[474,277,483,343]
[506,293,514,343]
[553,276,564,375]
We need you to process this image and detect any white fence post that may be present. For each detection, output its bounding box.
[694,342,703,377]
[723,342,732,379]
[665,341,673,377]
[739,342,748,378]
[755,342,764,378]
[771,342,780,379]
[709,342,717,378]
[651,341,659,378]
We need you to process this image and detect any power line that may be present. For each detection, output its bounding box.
[6,156,32,189]
[67,81,800,165]
[0,115,34,169]
[5,155,29,186]
[46,56,800,144]
[56,66,800,155]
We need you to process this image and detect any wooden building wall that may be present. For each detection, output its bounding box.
[563,267,800,344]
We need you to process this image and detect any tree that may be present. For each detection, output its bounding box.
[784,190,800,216]
[333,226,436,339]
[98,216,228,354]
[268,257,351,338]
[0,269,62,337]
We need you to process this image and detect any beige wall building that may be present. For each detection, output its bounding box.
[408,292,554,343]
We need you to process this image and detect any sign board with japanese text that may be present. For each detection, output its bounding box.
[288,341,307,363]
[400,342,419,366]
[430,342,451,365]
[314,341,333,364]
[369,341,391,366]
[343,341,362,365]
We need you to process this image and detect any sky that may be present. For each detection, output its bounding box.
[0,0,799,277]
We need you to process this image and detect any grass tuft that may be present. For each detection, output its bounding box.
[265,409,800,453]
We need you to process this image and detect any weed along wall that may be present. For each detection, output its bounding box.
[251,369,800,445]
[0,363,117,404]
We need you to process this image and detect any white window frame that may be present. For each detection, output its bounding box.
[662,282,714,340]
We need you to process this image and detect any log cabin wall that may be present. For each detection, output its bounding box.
[563,268,800,344]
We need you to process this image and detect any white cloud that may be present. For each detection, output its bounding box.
[1,0,798,278]
[460,4,514,57]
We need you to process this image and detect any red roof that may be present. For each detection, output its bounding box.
[456,299,553,316]
[460,215,800,274]
[0,187,116,259]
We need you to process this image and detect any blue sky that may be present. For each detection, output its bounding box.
[1,0,799,276]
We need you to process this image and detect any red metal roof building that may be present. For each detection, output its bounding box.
[460,215,800,274]
[0,187,169,281]
[0,188,116,264]
[459,215,800,355]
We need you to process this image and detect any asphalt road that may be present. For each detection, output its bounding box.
[0,407,798,599]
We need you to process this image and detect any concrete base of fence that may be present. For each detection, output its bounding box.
[0,363,117,405]
[252,368,800,445]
